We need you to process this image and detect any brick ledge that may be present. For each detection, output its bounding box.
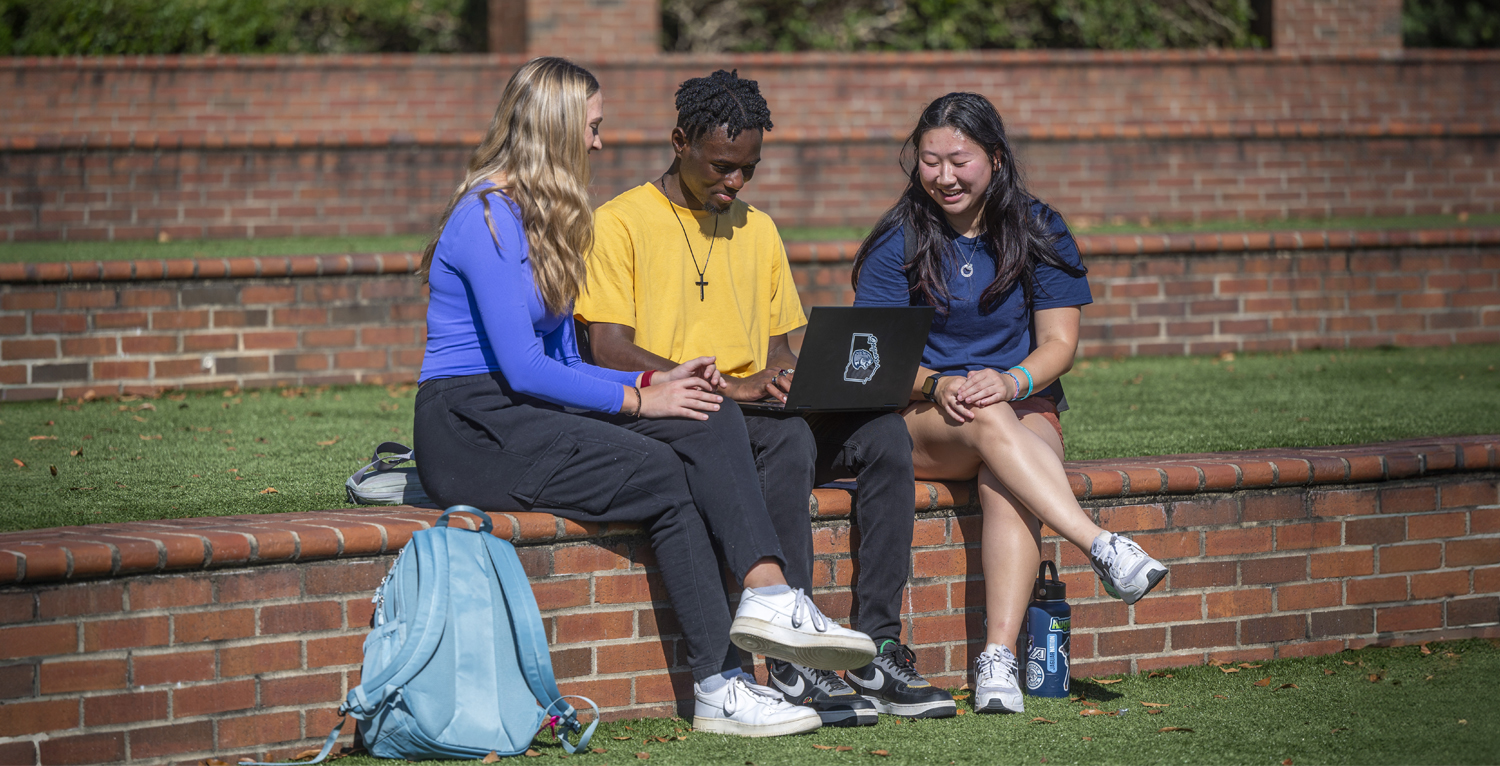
[0,435,1493,587]
[4,228,1496,285]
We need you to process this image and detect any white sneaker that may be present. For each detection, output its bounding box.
[693,674,823,737]
[730,588,877,671]
[1090,532,1168,605]
[972,644,1024,714]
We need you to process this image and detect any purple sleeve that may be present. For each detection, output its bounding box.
[447,198,627,413]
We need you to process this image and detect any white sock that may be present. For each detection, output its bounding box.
[696,669,740,693]
[746,584,791,596]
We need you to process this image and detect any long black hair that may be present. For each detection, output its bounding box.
[851,92,1085,313]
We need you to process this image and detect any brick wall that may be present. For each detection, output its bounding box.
[3,50,1498,241]
[3,229,1495,400]
[1273,0,1403,54]
[0,436,1496,764]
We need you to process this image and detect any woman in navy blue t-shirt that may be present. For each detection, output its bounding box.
[852,93,1168,714]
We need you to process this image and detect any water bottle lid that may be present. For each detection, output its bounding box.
[1034,560,1066,601]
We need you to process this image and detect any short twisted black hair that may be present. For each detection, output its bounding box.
[674,69,773,144]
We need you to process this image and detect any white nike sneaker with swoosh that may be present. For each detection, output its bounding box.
[693,673,822,737]
[730,588,876,671]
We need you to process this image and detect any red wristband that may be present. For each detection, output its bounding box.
[641,370,655,387]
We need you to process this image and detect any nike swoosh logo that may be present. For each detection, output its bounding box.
[772,674,806,697]
[849,666,886,690]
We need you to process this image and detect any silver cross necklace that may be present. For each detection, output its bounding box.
[660,177,719,301]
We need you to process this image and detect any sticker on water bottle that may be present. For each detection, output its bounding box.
[1026,661,1044,690]
[1047,633,1058,672]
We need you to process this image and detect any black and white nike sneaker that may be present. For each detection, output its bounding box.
[768,659,878,727]
[842,641,956,719]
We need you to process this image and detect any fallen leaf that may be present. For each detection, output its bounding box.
[1459,719,1468,725]
[70,449,82,457]
[1079,708,1114,716]
[1159,727,1193,733]
[836,746,853,752]
[1424,674,1434,680]
[1443,652,1458,658]
[1277,683,1298,690]
[1147,710,1163,715]
[1323,669,1336,676]
[524,749,541,758]
[1420,643,1431,655]
[1282,760,1294,765]
[675,736,686,741]
[132,415,148,422]
[1140,702,1169,708]
[1219,667,1240,674]
[1342,660,1356,665]
[316,437,341,446]
[1237,663,1262,669]
[292,750,321,761]
[1090,677,1124,684]
[1253,677,1272,687]
[205,760,230,766]
[613,737,632,741]
[955,708,966,715]
[12,459,25,467]
[870,751,889,757]
[257,487,279,494]
[951,692,971,700]
[1331,728,1348,733]
[1213,695,1228,699]
[812,745,833,750]
[29,435,56,441]
[1032,717,1057,724]
[1207,659,1226,667]
[482,753,501,763]
[1081,737,1093,741]
[1367,674,1381,683]
[589,748,606,755]
[49,465,57,476]
[1146,671,1174,678]
[139,434,162,440]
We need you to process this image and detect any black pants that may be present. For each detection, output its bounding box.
[743,410,915,645]
[413,373,785,682]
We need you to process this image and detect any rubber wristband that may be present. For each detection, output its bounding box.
[1003,371,1024,401]
[641,370,655,387]
[1012,366,1035,399]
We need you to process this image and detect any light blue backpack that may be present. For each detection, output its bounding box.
[250,506,598,763]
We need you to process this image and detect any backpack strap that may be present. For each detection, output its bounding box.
[348,442,416,487]
[235,718,349,766]
[901,223,919,304]
[483,535,599,754]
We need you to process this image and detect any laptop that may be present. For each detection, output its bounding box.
[740,306,934,412]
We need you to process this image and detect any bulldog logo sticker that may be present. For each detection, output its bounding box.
[843,333,880,384]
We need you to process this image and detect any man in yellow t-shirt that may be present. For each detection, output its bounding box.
[577,70,954,723]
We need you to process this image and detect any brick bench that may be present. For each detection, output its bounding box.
[1,435,1497,765]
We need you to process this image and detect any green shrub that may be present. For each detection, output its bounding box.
[0,0,486,55]
[662,0,1263,52]
[1404,0,1500,48]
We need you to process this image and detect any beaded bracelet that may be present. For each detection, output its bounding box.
[1003,371,1024,401]
[627,385,643,418]
[1011,365,1035,400]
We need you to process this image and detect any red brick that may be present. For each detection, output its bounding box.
[0,698,77,736]
[1412,571,1470,600]
[307,633,363,668]
[61,337,117,357]
[1379,543,1442,573]
[596,641,674,674]
[1240,614,1305,644]
[1171,561,1237,589]
[82,615,169,651]
[1097,627,1166,656]
[1277,581,1342,611]
[1171,496,1239,526]
[1242,493,1306,521]
[217,568,301,603]
[2,291,57,310]
[260,672,341,707]
[1476,509,1500,534]
[174,608,256,643]
[216,711,301,749]
[1347,576,1408,605]
[1276,521,1342,550]
[131,648,215,686]
[1408,512,1467,540]
[261,601,343,634]
[1207,588,1273,619]
[2,339,57,360]
[1441,481,1498,509]
[305,559,388,596]
[1476,565,1500,594]
[1448,538,1500,567]
[1133,530,1200,560]
[553,543,631,575]
[0,742,35,766]
[1311,489,1379,517]
[1310,549,1374,579]
[1242,555,1307,584]
[1447,596,1500,626]
[1098,504,1166,532]
[39,658,126,694]
[174,679,256,717]
[242,286,297,304]
[37,732,123,765]
[129,721,213,759]
[1206,527,1273,556]
[913,548,977,578]
[128,576,212,610]
[911,613,979,645]
[594,573,655,605]
[554,610,633,642]
[1072,600,1128,629]
[1309,608,1372,637]
[1347,517,1405,546]
[0,661,34,698]
[32,313,87,333]
[1376,603,1443,633]
[37,583,124,619]
[1134,594,1201,624]
[635,671,693,705]
[83,690,168,726]
[1380,485,1436,513]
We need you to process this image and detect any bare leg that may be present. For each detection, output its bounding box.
[743,557,789,589]
[976,466,1042,652]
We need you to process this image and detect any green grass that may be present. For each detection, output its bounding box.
[0,345,1496,533]
[330,639,1500,765]
[0,234,431,264]
[2,213,1495,264]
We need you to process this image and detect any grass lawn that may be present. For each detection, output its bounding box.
[330,638,1499,765]
[0,345,1496,533]
[1,214,1495,264]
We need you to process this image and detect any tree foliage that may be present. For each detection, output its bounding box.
[0,0,485,55]
[1404,0,1500,48]
[662,0,1264,52]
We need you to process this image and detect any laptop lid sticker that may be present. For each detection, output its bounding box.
[843,333,880,385]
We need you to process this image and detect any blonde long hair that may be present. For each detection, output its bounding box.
[421,57,599,315]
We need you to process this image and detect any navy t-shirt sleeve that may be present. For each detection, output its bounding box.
[852,228,911,307]
[1031,206,1093,311]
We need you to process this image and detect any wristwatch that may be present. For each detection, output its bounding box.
[921,373,944,402]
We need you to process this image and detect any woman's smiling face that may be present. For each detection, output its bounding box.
[918,127,997,234]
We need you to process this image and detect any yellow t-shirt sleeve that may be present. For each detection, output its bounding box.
[576,208,637,328]
[767,237,808,336]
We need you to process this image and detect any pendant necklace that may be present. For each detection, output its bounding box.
[959,235,981,279]
[661,177,718,301]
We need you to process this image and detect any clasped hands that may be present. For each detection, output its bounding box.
[931,368,1021,423]
[639,358,795,419]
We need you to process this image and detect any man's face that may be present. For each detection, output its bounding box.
[671,125,762,213]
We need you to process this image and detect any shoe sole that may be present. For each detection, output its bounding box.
[974,697,1023,714]
[815,707,879,727]
[730,617,876,671]
[860,695,956,718]
[1120,567,1168,606]
[692,712,822,737]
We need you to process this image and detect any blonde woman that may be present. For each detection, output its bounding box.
[412,57,873,737]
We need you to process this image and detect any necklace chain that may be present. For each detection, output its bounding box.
[660,177,718,301]
[959,235,981,279]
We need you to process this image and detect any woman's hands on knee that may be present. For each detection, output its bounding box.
[955,368,1018,409]
[663,356,724,389]
[640,376,723,420]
